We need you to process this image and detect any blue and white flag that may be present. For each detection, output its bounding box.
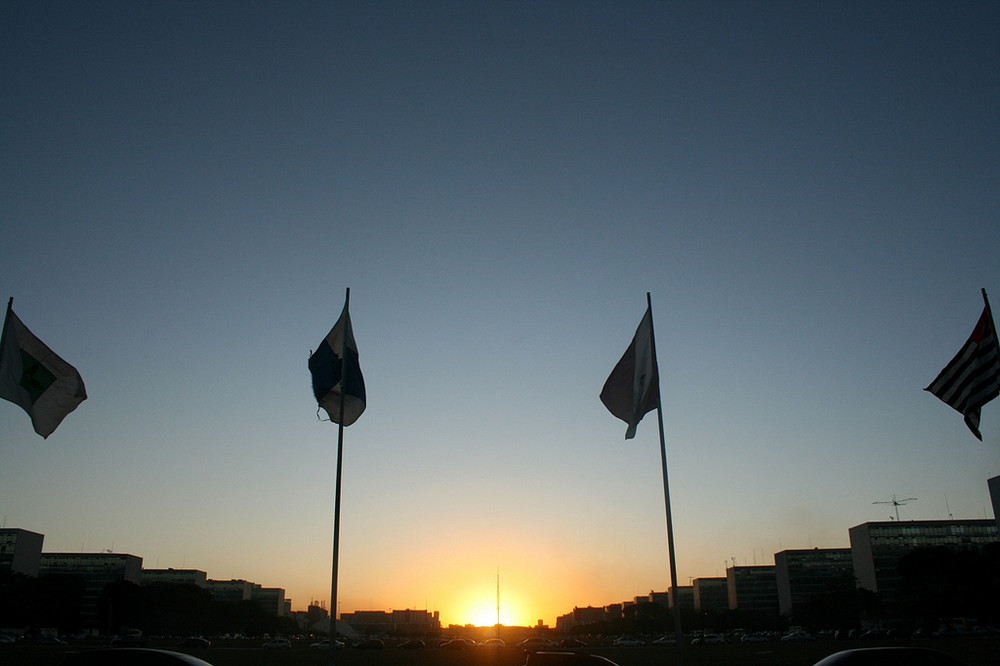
[309,298,366,426]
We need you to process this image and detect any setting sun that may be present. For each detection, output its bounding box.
[454,585,537,627]
[461,601,504,628]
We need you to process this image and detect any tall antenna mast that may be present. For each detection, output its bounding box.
[496,567,500,636]
[874,494,917,521]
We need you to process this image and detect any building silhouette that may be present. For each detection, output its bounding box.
[555,605,609,631]
[205,578,253,604]
[338,608,440,635]
[667,585,694,612]
[141,568,207,588]
[251,585,289,617]
[39,552,143,628]
[727,565,778,613]
[692,576,728,613]
[774,548,853,618]
[0,528,43,577]
[849,519,999,614]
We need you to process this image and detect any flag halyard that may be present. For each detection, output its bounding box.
[0,303,87,438]
[925,291,1000,440]
[601,304,660,439]
[309,299,366,426]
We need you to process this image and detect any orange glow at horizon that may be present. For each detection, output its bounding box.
[444,582,538,627]
[458,601,510,628]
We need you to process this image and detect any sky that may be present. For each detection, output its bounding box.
[1,0,998,628]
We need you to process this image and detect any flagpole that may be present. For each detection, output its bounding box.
[645,292,684,663]
[329,287,349,666]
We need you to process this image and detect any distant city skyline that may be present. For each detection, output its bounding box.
[2,1,998,629]
[10,477,998,627]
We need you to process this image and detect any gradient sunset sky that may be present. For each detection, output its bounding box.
[2,1,998,627]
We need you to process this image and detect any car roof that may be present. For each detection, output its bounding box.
[61,648,217,666]
[811,647,969,666]
[527,651,621,666]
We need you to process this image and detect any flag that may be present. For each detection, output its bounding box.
[925,290,1000,440]
[601,304,659,439]
[0,302,87,438]
[309,298,366,426]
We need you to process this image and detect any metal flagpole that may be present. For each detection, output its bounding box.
[329,287,350,666]
[645,292,684,664]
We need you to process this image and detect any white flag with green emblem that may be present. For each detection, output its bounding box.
[0,302,87,438]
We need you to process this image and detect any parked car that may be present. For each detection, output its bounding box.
[559,638,588,648]
[782,631,816,642]
[652,635,676,646]
[398,639,425,649]
[691,634,723,645]
[35,635,68,645]
[177,637,211,648]
[810,647,969,665]
[310,639,344,649]
[262,638,291,649]
[517,638,559,651]
[613,636,645,646]
[857,629,887,640]
[480,638,505,649]
[110,635,146,648]
[440,638,477,649]
[60,649,217,665]
[355,639,385,649]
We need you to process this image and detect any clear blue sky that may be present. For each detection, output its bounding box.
[2,1,998,626]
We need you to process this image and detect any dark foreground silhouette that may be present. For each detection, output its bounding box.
[4,636,1000,666]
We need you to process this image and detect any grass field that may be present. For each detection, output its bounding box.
[4,637,999,666]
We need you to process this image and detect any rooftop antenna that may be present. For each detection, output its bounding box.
[874,494,917,521]
[496,567,501,636]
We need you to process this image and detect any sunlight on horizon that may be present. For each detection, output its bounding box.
[447,587,535,627]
